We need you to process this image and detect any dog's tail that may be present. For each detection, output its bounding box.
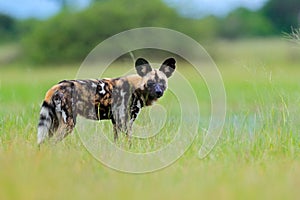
[37,85,59,145]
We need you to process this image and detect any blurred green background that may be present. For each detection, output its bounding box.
[0,0,299,64]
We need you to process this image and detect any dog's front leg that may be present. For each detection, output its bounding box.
[113,123,118,142]
[126,118,135,148]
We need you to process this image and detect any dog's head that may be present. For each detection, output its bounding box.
[135,57,176,100]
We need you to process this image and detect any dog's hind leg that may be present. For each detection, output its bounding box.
[52,89,76,143]
[54,114,76,143]
[113,123,119,142]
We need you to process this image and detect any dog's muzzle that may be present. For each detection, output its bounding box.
[154,84,163,98]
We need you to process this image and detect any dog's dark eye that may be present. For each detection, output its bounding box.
[160,84,166,90]
[147,81,155,86]
[159,79,166,85]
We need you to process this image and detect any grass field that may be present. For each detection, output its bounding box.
[1,38,300,199]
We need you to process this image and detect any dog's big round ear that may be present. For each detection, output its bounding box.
[159,58,176,78]
[135,58,152,77]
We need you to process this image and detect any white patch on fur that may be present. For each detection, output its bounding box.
[62,110,67,123]
[99,82,106,94]
[137,100,141,109]
[91,82,97,88]
[54,99,62,112]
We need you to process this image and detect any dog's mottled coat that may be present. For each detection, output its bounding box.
[37,58,176,144]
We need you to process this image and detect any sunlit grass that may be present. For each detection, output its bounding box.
[1,38,300,199]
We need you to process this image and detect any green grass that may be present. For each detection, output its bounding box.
[1,38,300,199]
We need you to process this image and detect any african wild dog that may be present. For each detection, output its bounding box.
[37,58,176,144]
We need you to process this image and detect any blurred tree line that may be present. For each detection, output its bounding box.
[0,0,299,63]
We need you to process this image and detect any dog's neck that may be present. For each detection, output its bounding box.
[112,74,157,106]
[134,88,157,106]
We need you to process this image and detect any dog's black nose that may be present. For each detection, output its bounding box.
[155,90,163,97]
[154,84,163,98]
